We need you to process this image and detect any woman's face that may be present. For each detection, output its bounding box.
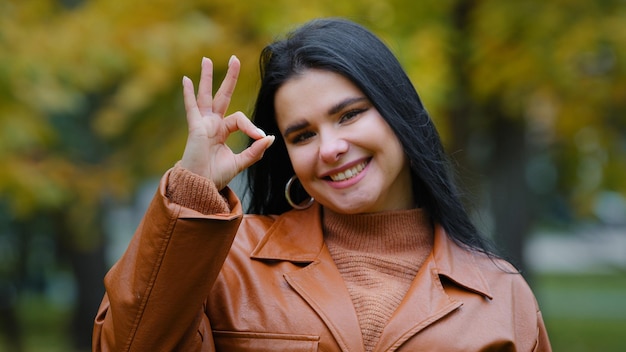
[274,69,414,214]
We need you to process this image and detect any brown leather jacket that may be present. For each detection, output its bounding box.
[93,172,551,351]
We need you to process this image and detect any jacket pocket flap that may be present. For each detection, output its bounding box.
[213,330,319,351]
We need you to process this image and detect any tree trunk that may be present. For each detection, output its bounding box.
[487,117,532,275]
[448,0,534,277]
[55,208,107,351]
[68,244,106,351]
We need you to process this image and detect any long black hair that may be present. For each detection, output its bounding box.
[246,18,495,255]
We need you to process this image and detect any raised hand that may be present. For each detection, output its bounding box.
[180,56,275,190]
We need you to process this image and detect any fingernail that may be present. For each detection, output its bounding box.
[256,128,266,137]
[202,57,209,66]
[228,55,236,67]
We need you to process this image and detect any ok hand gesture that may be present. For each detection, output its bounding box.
[180,56,274,190]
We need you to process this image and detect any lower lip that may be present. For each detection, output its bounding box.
[325,162,369,189]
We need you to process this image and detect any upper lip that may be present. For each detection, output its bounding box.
[319,158,370,179]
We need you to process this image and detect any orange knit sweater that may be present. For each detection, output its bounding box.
[323,208,434,352]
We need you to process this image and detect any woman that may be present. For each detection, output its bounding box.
[93,18,551,351]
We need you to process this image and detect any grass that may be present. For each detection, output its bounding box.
[545,318,626,352]
[0,293,73,352]
[534,272,626,352]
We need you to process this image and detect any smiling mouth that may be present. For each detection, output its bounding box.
[329,161,368,182]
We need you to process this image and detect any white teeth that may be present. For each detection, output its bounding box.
[330,162,366,181]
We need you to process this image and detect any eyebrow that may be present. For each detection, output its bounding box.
[327,96,368,115]
[283,120,310,137]
[282,96,369,137]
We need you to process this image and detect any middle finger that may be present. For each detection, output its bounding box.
[213,55,240,117]
[197,57,214,116]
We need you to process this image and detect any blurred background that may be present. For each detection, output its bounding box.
[1,0,625,351]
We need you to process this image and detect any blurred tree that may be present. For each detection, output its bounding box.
[461,0,625,272]
[384,0,626,273]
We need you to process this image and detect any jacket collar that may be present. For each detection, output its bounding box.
[251,203,365,351]
[250,203,492,299]
[250,203,324,263]
[431,224,493,299]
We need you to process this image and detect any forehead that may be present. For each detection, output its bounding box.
[274,69,364,129]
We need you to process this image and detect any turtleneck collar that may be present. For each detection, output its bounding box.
[322,207,434,254]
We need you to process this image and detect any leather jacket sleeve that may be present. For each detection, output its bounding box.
[92,168,243,351]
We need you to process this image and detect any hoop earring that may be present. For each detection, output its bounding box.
[285,175,314,210]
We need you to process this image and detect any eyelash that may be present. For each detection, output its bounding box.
[290,131,316,144]
[288,108,369,144]
[340,108,367,122]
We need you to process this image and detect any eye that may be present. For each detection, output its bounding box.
[339,108,368,123]
[290,130,316,144]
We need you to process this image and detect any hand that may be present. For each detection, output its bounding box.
[180,56,274,190]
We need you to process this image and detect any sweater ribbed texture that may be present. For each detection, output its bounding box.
[165,163,230,214]
[323,208,434,352]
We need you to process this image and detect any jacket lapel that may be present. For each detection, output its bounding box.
[250,204,365,352]
[374,225,492,351]
[285,248,365,352]
[373,257,461,351]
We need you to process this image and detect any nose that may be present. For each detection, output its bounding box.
[319,131,349,163]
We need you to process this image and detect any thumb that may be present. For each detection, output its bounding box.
[236,135,275,171]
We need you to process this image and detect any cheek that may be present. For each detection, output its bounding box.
[286,146,316,178]
[285,148,306,173]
